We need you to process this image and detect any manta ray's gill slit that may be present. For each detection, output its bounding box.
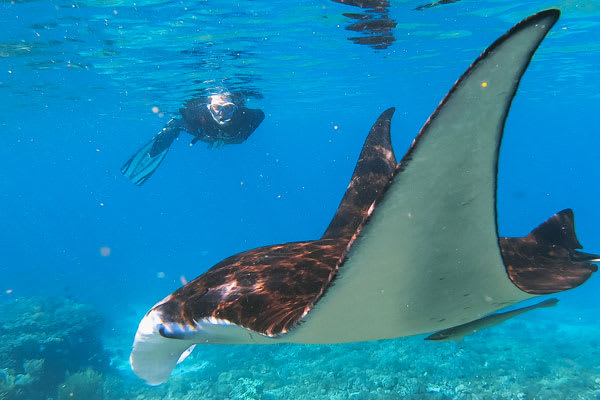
[158,321,197,339]
[254,307,300,338]
[200,316,235,326]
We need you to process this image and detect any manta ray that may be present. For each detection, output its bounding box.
[130,9,598,385]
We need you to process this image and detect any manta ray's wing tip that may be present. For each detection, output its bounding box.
[502,209,599,294]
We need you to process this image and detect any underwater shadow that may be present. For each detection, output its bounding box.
[331,0,397,50]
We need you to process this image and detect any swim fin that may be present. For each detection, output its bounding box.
[121,119,181,185]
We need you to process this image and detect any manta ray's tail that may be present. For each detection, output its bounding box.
[501,209,599,294]
[121,118,181,185]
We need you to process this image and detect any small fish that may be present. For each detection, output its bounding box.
[425,298,559,342]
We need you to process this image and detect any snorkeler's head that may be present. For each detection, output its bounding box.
[208,94,237,125]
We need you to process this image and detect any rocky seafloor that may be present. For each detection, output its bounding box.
[1,296,599,400]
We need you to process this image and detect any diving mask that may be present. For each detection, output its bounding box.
[208,95,237,125]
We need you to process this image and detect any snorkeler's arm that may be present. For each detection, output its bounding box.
[121,118,182,185]
[180,100,215,146]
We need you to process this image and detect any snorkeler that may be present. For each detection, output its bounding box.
[121,92,265,185]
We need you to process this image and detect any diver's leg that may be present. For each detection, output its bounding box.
[149,119,180,156]
[121,119,182,185]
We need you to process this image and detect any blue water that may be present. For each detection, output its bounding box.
[1,1,599,399]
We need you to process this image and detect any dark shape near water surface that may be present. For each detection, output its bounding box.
[425,298,559,342]
[130,9,599,385]
[121,92,264,185]
[414,0,461,11]
[332,0,397,49]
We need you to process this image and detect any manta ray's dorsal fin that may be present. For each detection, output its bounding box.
[322,108,397,241]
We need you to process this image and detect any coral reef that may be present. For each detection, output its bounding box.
[0,297,108,400]
[57,368,104,400]
[103,305,600,400]
[2,296,600,399]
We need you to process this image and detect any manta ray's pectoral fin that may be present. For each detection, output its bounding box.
[322,108,397,241]
[501,209,599,294]
[292,9,563,343]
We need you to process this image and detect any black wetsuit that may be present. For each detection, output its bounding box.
[180,97,265,145]
[122,95,265,185]
[149,96,265,156]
